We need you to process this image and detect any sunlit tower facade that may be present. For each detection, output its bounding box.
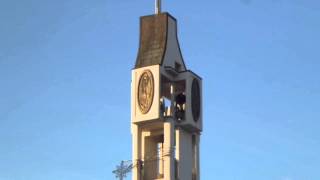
[131,1,203,180]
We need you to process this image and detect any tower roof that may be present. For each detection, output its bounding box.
[135,13,186,70]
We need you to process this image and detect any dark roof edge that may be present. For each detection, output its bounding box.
[140,12,177,21]
[160,13,169,69]
[173,14,187,70]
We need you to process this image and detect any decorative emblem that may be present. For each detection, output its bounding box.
[191,79,201,121]
[138,70,154,114]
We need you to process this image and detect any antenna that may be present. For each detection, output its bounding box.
[155,0,161,14]
[112,160,133,180]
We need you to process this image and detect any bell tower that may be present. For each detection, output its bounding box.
[131,3,202,180]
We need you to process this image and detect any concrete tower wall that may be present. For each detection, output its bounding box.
[131,12,202,180]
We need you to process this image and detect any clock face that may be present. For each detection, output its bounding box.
[137,70,154,114]
[191,78,201,122]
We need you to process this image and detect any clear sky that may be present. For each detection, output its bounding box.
[0,0,320,180]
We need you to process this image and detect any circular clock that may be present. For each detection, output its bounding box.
[191,78,201,121]
[137,70,154,114]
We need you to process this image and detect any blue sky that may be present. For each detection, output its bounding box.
[0,0,320,179]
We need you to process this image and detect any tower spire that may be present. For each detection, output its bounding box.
[155,0,161,14]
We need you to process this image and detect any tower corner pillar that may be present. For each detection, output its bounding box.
[132,124,141,180]
[163,120,174,180]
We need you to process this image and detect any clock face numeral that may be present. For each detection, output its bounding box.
[191,79,201,122]
[138,70,154,114]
